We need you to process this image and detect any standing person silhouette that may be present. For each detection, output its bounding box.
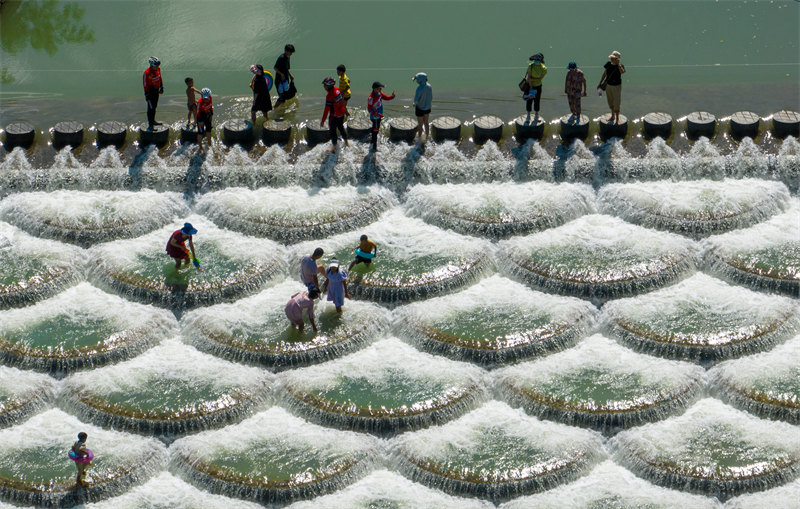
[143,56,164,130]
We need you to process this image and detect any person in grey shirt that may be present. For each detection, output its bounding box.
[412,72,432,140]
[301,247,325,291]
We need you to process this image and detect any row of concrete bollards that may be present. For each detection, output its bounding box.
[3,110,798,150]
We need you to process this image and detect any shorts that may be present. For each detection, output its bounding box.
[197,112,212,134]
[277,80,289,99]
[415,107,431,117]
[188,103,197,112]
[354,255,372,266]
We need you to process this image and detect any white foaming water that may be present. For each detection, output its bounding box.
[0,190,189,246]
[598,179,791,238]
[596,139,640,182]
[89,214,285,273]
[523,139,555,181]
[611,398,800,498]
[703,201,800,253]
[404,181,595,238]
[0,282,176,334]
[221,145,255,168]
[0,366,54,426]
[82,471,264,509]
[400,274,598,325]
[776,136,800,191]
[51,146,84,170]
[500,214,698,298]
[294,208,489,263]
[89,147,124,169]
[729,137,769,178]
[497,334,706,407]
[469,141,515,182]
[682,137,726,179]
[711,335,800,422]
[287,469,494,509]
[499,460,719,509]
[725,478,800,509]
[0,147,33,172]
[282,336,484,391]
[65,337,272,399]
[195,185,396,242]
[642,136,683,180]
[604,272,799,347]
[255,144,291,166]
[563,139,596,182]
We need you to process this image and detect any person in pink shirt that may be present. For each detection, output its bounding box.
[285,288,320,333]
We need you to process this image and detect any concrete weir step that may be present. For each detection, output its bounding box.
[686,111,716,139]
[346,117,371,141]
[472,115,504,143]
[139,124,170,147]
[3,122,35,149]
[772,110,800,138]
[96,121,127,147]
[514,114,545,140]
[222,119,254,146]
[598,114,628,140]
[642,112,672,139]
[431,116,462,142]
[730,111,760,139]
[262,119,292,145]
[389,117,417,143]
[52,121,84,149]
[559,114,590,140]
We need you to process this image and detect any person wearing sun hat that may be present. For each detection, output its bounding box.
[166,222,199,270]
[598,50,625,124]
[322,259,351,313]
[564,61,587,122]
[524,53,547,122]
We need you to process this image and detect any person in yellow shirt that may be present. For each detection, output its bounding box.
[348,234,377,270]
[337,64,351,116]
[524,53,547,122]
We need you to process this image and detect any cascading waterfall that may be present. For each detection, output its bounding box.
[598,179,791,238]
[170,406,378,504]
[603,272,800,363]
[60,338,273,438]
[496,334,706,432]
[681,137,727,179]
[0,190,189,247]
[499,214,698,301]
[404,181,596,239]
[195,185,396,243]
[703,202,800,297]
[0,222,84,309]
[610,398,800,500]
[776,136,800,191]
[390,400,605,502]
[280,337,486,434]
[396,275,598,366]
[0,282,176,374]
[181,279,390,369]
[641,136,684,180]
[0,366,55,428]
[710,335,800,424]
[728,137,770,179]
[87,215,287,309]
[0,409,167,507]
[293,208,493,303]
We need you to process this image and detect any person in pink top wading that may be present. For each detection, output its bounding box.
[285,287,320,333]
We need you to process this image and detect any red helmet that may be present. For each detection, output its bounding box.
[322,77,335,86]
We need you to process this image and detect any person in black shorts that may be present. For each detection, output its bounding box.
[348,234,378,271]
[196,88,213,154]
[273,44,295,109]
[412,72,432,140]
[249,64,272,124]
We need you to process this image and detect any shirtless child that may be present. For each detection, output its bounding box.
[71,432,92,487]
[348,234,377,271]
[185,77,201,128]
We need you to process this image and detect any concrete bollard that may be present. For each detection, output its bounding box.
[431,116,462,142]
[222,119,254,146]
[262,119,292,145]
[598,114,628,140]
[686,111,716,139]
[3,122,35,149]
[642,112,672,139]
[96,121,127,147]
[52,121,84,149]
[514,115,545,141]
[346,117,371,141]
[771,110,800,139]
[139,124,170,147]
[729,111,760,139]
[472,115,504,143]
[559,114,590,141]
[389,117,418,143]
[305,120,331,146]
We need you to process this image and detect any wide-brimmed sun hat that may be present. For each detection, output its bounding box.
[181,222,197,235]
[609,51,621,59]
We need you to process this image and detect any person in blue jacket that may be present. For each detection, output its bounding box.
[412,72,432,141]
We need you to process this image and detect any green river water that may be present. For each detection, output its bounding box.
[1,0,798,128]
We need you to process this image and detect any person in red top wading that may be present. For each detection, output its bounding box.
[143,56,164,129]
[320,77,349,153]
[367,81,395,151]
[196,88,213,154]
[166,222,199,270]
